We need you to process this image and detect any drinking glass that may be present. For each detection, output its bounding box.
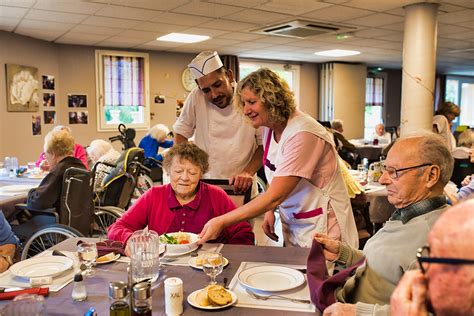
[128,229,161,284]
[77,242,98,277]
[202,252,223,285]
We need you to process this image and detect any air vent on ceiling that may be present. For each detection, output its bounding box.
[252,20,357,39]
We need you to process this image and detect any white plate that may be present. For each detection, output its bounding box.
[0,184,36,193]
[187,288,237,310]
[96,253,120,264]
[10,256,74,279]
[238,265,305,292]
[164,247,198,257]
[160,232,199,255]
[188,257,229,270]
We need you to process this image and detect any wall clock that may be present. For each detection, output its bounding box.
[181,68,197,92]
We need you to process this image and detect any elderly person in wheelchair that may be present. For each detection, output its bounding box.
[87,139,120,190]
[107,143,255,251]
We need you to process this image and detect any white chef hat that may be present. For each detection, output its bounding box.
[188,51,223,79]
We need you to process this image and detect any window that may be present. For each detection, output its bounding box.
[445,76,474,128]
[239,61,300,105]
[95,50,150,131]
[364,77,385,139]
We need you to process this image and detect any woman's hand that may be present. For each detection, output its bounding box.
[313,233,341,261]
[262,211,279,241]
[198,217,225,244]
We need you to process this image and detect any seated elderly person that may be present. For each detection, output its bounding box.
[371,123,392,144]
[308,132,453,315]
[139,123,173,164]
[27,130,86,210]
[452,129,473,159]
[0,211,18,273]
[87,139,120,189]
[36,125,88,170]
[391,199,474,316]
[107,143,254,248]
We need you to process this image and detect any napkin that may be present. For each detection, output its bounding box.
[81,239,126,257]
[306,240,365,312]
[0,287,49,300]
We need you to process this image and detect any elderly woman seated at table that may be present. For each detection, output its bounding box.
[87,139,120,189]
[27,129,86,210]
[107,143,254,247]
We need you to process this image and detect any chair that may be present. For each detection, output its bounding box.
[451,158,474,186]
[11,167,93,259]
[200,179,251,207]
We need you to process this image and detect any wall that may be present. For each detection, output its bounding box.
[0,31,320,164]
[333,63,367,139]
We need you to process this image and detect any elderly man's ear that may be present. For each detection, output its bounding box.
[425,165,441,189]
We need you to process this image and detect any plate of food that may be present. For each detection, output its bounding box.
[187,285,236,310]
[188,256,229,270]
[96,252,120,264]
[159,232,199,255]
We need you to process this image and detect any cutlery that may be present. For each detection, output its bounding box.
[223,277,228,289]
[245,288,311,304]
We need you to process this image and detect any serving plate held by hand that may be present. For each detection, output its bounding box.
[160,232,199,255]
[9,256,74,279]
[238,265,305,292]
[187,288,237,310]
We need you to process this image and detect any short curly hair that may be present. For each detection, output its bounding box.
[162,143,209,175]
[44,130,74,157]
[234,68,296,125]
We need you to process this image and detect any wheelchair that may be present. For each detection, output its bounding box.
[11,167,92,260]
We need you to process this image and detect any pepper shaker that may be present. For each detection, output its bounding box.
[164,277,183,316]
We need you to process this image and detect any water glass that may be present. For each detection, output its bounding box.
[128,229,161,283]
[77,242,98,277]
[202,252,223,285]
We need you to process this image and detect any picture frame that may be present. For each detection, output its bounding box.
[68,94,87,108]
[6,64,40,112]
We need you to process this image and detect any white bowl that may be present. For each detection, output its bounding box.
[160,232,199,255]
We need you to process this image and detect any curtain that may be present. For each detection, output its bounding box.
[366,77,384,106]
[221,55,240,81]
[319,63,334,121]
[103,55,145,107]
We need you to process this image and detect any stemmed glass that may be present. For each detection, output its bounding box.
[202,252,223,285]
[77,242,98,277]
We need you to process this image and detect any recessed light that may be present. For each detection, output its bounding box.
[157,33,210,43]
[314,49,361,57]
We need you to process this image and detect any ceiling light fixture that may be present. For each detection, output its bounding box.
[314,49,360,57]
[157,33,210,43]
[336,33,352,40]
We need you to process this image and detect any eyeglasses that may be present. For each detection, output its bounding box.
[380,163,432,179]
[416,245,474,274]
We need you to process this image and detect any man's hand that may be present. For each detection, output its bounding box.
[323,303,356,315]
[313,233,341,261]
[229,171,253,194]
[391,270,429,316]
[262,211,279,241]
[198,217,225,244]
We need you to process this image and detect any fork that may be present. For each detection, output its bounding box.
[245,288,311,304]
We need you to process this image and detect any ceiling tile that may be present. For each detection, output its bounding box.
[180,27,229,37]
[347,13,404,27]
[25,9,88,24]
[0,0,35,8]
[81,16,141,28]
[0,5,28,18]
[205,0,265,8]
[255,35,298,45]
[438,24,471,36]
[119,29,161,40]
[437,9,474,24]
[141,39,188,48]
[202,37,242,46]
[380,22,404,31]
[55,32,110,44]
[100,36,148,45]
[198,19,259,32]
[70,24,125,36]
[131,21,188,33]
[0,16,19,31]
[33,0,104,14]
[15,27,66,41]
[443,0,474,9]
[344,0,418,12]
[224,9,291,25]
[18,19,75,32]
[101,0,191,11]
[440,31,474,41]
[256,0,332,16]
[151,12,212,26]
[438,37,473,49]
[216,32,264,41]
[354,28,398,38]
[302,5,373,22]
[96,40,139,48]
[376,33,404,42]
[95,5,161,21]
[172,2,244,18]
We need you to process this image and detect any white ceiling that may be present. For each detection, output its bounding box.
[1,0,473,75]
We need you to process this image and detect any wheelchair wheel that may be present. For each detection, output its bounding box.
[132,175,154,200]
[94,207,124,236]
[256,176,267,195]
[21,224,83,260]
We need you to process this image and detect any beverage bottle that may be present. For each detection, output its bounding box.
[131,282,152,316]
[109,281,130,316]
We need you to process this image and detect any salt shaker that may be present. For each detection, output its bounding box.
[164,277,183,316]
[72,273,87,301]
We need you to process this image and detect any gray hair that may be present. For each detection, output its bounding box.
[53,125,72,134]
[87,139,113,164]
[148,124,170,142]
[458,129,473,148]
[332,119,343,130]
[398,131,454,185]
[162,143,209,175]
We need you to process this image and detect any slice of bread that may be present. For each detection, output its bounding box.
[196,289,210,306]
[96,252,115,263]
[207,285,232,306]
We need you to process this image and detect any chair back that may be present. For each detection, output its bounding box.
[201,179,251,207]
[451,158,474,186]
[60,167,93,236]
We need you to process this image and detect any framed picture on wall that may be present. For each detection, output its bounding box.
[68,94,87,108]
[42,75,55,90]
[69,111,88,124]
[44,111,56,124]
[43,93,55,107]
[32,113,41,135]
[5,64,40,112]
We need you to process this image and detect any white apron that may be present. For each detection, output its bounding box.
[263,113,358,248]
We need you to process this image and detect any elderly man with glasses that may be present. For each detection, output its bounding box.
[312,132,453,315]
[391,199,474,316]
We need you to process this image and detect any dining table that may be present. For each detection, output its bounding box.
[0,237,320,316]
[0,174,43,218]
